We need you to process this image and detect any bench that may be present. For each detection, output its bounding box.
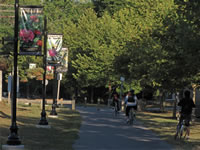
[57,98,64,106]
[58,99,76,110]
[39,99,75,110]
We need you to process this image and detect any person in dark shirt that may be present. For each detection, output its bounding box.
[177,90,195,139]
[112,93,120,111]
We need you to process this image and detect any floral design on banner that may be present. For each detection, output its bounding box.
[47,34,63,65]
[56,48,68,73]
[19,7,43,55]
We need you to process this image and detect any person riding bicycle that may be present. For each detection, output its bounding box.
[125,90,138,122]
[176,90,195,139]
[112,93,120,111]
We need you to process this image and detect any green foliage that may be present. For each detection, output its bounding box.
[158,0,200,90]
[67,9,120,87]
[92,0,143,17]
[0,56,8,70]
[1,0,200,98]
[112,0,176,90]
[27,67,44,80]
[0,2,14,50]
[44,0,92,33]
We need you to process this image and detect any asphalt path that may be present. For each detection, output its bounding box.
[73,106,176,150]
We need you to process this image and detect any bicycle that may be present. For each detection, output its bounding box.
[127,107,136,125]
[174,114,189,140]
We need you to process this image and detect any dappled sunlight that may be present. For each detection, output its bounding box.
[136,111,200,150]
[116,134,156,142]
[80,130,100,134]
[73,106,175,150]
[0,102,81,150]
[0,111,11,119]
[133,125,150,130]
[82,121,120,128]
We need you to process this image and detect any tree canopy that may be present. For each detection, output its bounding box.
[1,0,200,99]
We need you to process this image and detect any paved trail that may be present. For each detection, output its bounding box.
[73,106,175,150]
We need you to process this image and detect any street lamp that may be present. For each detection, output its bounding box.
[39,17,49,125]
[6,0,21,145]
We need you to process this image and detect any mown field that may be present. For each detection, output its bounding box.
[137,110,200,150]
[0,100,81,150]
[1,99,200,150]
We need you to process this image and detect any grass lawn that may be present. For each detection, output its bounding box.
[2,99,200,150]
[0,100,81,150]
[137,110,200,150]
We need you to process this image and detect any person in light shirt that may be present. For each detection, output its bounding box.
[124,90,138,122]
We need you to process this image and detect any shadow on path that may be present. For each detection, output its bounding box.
[0,111,11,119]
[73,106,176,150]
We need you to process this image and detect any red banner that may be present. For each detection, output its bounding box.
[19,7,43,55]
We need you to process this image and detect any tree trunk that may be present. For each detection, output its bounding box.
[141,91,146,111]
[192,84,199,117]
[159,90,165,112]
[172,92,178,119]
[192,84,197,105]
[26,81,30,99]
[160,97,164,112]
[91,87,94,104]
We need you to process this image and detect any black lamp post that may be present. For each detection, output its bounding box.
[50,66,57,115]
[39,17,48,125]
[7,0,21,145]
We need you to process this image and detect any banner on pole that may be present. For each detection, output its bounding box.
[46,65,54,74]
[56,47,68,73]
[60,47,68,68]
[19,7,44,55]
[47,34,63,65]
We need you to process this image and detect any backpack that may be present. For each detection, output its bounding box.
[127,96,135,103]
[180,98,194,115]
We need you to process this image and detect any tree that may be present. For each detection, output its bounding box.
[1,0,199,102]
[92,0,133,17]
[63,9,120,100]
[112,0,176,90]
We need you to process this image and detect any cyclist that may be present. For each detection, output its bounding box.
[176,90,195,140]
[125,90,137,122]
[112,93,120,111]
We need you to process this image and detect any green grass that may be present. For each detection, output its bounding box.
[2,100,200,150]
[136,111,200,150]
[0,101,81,150]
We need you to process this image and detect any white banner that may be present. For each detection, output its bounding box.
[47,34,63,65]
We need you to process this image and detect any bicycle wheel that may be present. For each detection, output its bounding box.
[182,126,188,139]
[174,124,180,140]
[179,125,183,139]
[129,108,134,125]
[180,124,188,139]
